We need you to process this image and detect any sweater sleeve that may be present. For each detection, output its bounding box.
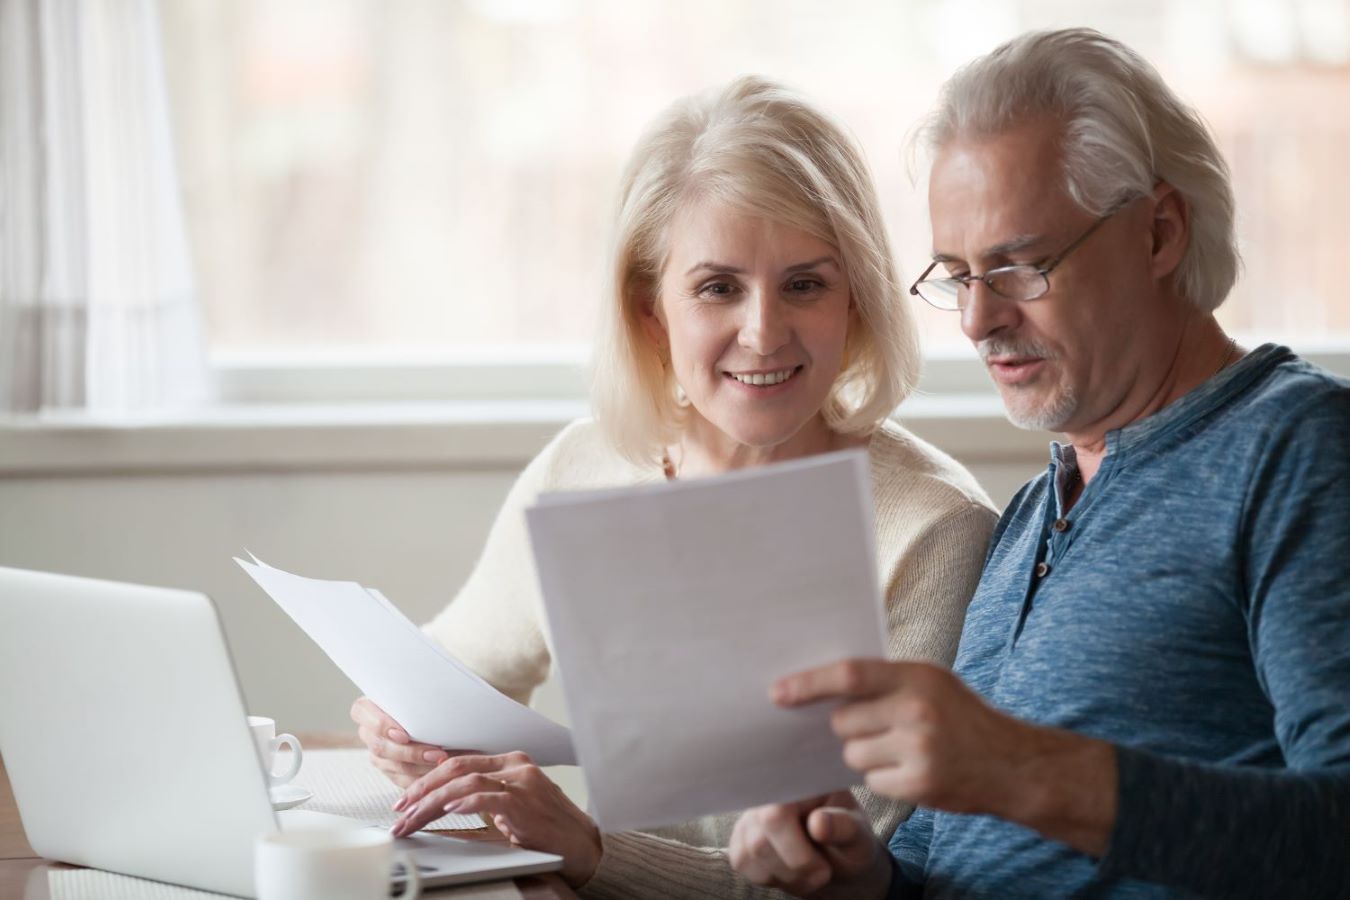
[1096,389,1350,897]
[421,428,568,706]
[579,501,997,900]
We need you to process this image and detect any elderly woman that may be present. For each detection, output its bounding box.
[351,76,997,898]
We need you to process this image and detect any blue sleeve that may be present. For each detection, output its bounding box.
[1097,386,1350,897]
[884,806,933,898]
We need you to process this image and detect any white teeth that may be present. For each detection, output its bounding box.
[731,368,796,386]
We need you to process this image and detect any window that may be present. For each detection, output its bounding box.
[160,0,1350,371]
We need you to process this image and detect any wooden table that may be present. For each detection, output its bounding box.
[0,734,577,899]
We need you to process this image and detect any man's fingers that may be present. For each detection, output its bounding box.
[761,809,830,887]
[807,805,881,877]
[806,805,868,848]
[841,731,905,773]
[771,659,904,707]
[820,789,861,809]
[830,697,899,743]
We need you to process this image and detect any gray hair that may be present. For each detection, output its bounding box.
[592,75,922,466]
[915,28,1240,312]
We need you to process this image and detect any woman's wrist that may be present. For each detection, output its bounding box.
[562,819,605,888]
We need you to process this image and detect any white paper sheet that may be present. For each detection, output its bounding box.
[526,450,887,831]
[291,748,483,830]
[235,556,576,766]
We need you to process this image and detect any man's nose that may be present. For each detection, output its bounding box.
[960,280,1020,345]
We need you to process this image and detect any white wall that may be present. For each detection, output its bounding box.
[0,407,1045,738]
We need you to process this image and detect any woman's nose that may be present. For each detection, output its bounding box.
[738,290,790,356]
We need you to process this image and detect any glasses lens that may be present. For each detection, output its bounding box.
[915,278,963,310]
[986,267,1048,301]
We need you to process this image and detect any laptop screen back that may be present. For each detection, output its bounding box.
[0,567,277,897]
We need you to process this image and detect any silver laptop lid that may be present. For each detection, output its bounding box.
[0,567,277,897]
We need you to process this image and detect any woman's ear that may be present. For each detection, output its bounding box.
[638,290,668,354]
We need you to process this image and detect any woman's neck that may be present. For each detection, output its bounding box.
[667,414,865,480]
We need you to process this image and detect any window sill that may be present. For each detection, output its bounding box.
[0,394,1046,476]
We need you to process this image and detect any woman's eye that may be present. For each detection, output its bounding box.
[786,278,825,294]
[698,281,737,298]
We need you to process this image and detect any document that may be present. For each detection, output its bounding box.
[235,555,576,765]
[526,450,886,831]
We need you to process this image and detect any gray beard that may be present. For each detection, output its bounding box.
[978,336,1077,432]
[1000,380,1078,432]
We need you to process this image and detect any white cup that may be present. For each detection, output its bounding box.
[248,715,303,787]
[255,827,420,900]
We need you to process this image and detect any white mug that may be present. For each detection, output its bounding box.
[255,827,421,900]
[247,715,303,787]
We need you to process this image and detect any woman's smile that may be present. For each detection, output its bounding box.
[723,364,805,392]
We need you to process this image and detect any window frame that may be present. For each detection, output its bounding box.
[212,342,1350,406]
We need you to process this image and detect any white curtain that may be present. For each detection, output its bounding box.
[0,0,207,414]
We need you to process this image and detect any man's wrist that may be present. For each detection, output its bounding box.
[816,840,894,900]
[994,722,1119,858]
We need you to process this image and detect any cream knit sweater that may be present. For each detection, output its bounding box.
[424,418,997,899]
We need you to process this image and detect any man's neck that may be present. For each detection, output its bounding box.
[1064,315,1236,484]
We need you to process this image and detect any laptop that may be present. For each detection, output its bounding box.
[0,566,563,897]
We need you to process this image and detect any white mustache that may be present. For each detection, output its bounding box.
[978,337,1058,363]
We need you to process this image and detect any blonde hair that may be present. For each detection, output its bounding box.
[591,76,921,466]
[914,28,1240,312]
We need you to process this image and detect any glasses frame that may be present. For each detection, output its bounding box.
[909,203,1128,311]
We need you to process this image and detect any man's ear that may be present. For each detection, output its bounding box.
[1150,181,1189,282]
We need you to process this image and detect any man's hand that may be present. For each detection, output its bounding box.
[729,791,891,899]
[773,660,1118,857]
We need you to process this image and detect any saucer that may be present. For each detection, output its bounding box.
[268,784,313,811]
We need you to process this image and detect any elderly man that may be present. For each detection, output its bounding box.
[728,28,1350,899]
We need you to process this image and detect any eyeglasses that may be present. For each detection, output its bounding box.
[909,204,1126,311]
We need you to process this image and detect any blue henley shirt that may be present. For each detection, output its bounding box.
[887,344,1350,898]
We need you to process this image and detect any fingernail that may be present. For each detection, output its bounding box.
[443,800,463,814]
[423,749,447,763]
[388,728,409,743]
[392,797,407,812]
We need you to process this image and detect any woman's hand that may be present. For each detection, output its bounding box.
[390,751,603,888]
[729,791,890,899]
[350,696,450,788]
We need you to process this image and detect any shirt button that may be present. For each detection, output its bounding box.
[1035,561,1051,578]
[1052,518,1071,533]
